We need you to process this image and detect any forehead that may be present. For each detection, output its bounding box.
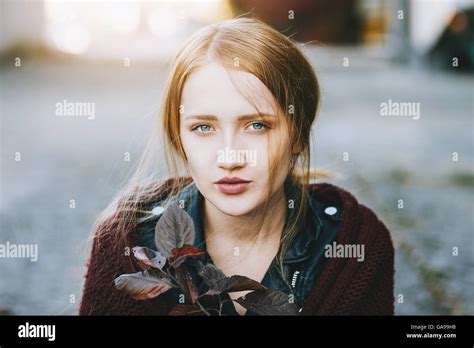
[180,62,277,119]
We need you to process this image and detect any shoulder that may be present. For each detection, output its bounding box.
[301,183,395,314]
[127,176,195,249]
[87,176,191,267]
[307,182,393,249]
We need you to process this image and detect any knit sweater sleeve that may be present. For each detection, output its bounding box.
[302,200,396,315]
[350,205,395,315]
[79,217,167,315]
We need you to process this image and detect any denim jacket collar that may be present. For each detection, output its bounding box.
[171,179,323,264]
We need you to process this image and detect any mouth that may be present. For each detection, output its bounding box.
[214,177,252,195]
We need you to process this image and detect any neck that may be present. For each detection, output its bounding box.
[203,185,287,246]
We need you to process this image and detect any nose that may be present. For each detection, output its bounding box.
[217,150,247,171]
[216,132,247,171]
[217,146,248,171]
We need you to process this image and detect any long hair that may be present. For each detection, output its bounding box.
[93,18,324,280]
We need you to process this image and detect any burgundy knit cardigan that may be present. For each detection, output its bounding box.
[79,180,395,315]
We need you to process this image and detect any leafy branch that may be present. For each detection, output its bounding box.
[114,203,299,315]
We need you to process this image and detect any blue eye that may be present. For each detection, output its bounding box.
[247,122,268,131]
[192,124,214,133]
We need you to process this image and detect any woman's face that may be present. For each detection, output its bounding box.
[179,62,292,216]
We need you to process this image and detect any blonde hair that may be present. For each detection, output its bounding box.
[94,18,325,280]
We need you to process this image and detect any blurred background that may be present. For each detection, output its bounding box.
[0,0,473,315]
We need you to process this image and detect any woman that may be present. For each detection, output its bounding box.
[80,18,394,316]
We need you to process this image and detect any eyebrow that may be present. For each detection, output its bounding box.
[184,113,277,121]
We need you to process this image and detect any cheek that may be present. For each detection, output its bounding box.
[180,132,216,170]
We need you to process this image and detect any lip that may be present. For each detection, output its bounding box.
[214,177,252,194]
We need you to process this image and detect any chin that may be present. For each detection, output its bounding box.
[208,192,260,217]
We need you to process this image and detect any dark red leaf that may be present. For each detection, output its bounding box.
[197,262,226,285]
[235,288,300,315]
[175,263,199,304]
[114,271,173,300]
[207,275,264,295]
[154,203,195,258]
[169,244,204,267]
[197,263,263,295]
[169,304,206,316]
[132,246,166,270]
